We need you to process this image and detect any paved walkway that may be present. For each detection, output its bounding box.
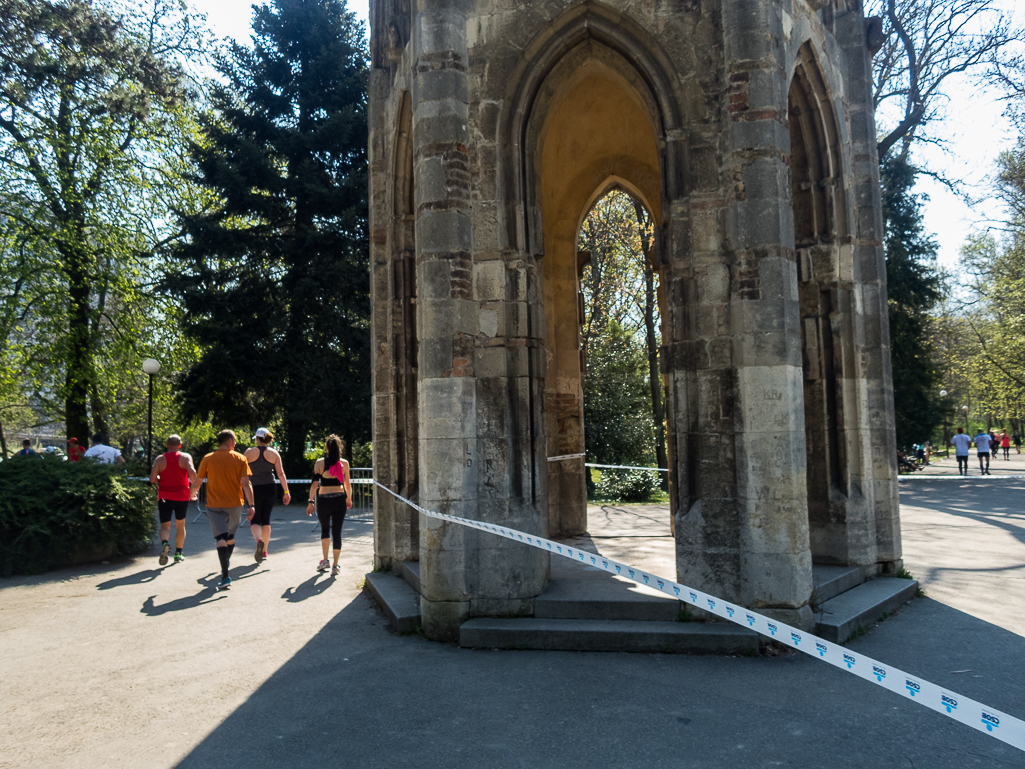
[1,478,1023,768]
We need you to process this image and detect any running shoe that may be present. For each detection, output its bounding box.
[255,541,265,563]
[216,576,232,591]
[173,553,185,564]
[331,565,340,576]
[159,541,170,566]
[317,559,329,572]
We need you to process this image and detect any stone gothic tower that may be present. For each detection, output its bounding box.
[369,0,901,640]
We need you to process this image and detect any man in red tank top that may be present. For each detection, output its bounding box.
[149,434,199,565]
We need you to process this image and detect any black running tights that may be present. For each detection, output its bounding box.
[317,494,347,550]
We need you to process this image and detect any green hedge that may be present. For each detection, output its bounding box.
[0,454,156,577]
[593,468,663,503]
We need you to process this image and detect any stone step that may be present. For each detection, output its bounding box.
[814,577,917,643]
[812,565,863,606]
[534,577,680,621]
[394,559,421,593]
[365,572,420,634]
[459,617,759,655]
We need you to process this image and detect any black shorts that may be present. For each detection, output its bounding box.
[251,484,276,527]
[158,499,189,523]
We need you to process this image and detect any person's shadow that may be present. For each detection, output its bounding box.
[97,568,164,590]
[281,572,335,603]
[141,588,226,616]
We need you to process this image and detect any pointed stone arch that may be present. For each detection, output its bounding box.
[788,42,860,566]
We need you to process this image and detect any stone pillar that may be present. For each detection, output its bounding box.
[675,0,814,629]
[413,0,548,639]
[413,0,477,638]
[836,5,902,572]
[370,73,419,570]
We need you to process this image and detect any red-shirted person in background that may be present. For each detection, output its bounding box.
[149,434,199,565]
[66,437,86,462]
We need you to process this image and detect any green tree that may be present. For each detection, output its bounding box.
[164,0,370,470]
[0,0,201,443]
[579,191,666,478]
[582,320,654,467]
[881,154,943,447]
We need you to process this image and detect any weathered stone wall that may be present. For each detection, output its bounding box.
[370,0,900,639]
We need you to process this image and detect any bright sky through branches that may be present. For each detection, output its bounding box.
[195,0,1022,270]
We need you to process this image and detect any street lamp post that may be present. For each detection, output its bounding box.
[940,390,948,457]
[142,358,161,465]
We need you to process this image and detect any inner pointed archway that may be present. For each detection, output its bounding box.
[536,57,662,537]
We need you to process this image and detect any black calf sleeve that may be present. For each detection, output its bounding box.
[216,546,230,578]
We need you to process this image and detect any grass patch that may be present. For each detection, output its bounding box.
[846,624,869,642]
[896,565,926,597]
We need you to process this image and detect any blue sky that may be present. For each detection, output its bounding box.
[195,0,1022,270]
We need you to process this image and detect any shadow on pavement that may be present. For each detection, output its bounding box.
[141,589,227,615]
[902,480,1025,549]
[281,572,337,603]
[96,567,166,590]
[174,590,1024,768]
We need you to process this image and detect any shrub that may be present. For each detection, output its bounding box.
[594,468,662,503]
[0,454,156,577]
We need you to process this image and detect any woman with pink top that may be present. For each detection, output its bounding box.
[1000,430,1011,460]
[305,434,352,576]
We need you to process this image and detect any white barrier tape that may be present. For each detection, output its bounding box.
[547,453,586,462]
[129,478,373,485]
[586,462,669,473]
[899,474,1025,481]
[373,480,1025,753]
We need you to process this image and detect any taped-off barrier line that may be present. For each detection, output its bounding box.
[128,478,373,484]
[898,474,1025,481]
[374,480,1025,753]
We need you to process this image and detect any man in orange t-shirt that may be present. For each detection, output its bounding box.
[196,429,255,590]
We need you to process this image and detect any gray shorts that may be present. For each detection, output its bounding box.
[207,507,243,539]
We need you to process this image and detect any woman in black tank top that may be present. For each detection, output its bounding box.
[243,428,291,562]
[306,433,352,576]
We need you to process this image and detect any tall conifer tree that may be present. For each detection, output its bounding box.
[166,0,369,469]
[881,154,942,447]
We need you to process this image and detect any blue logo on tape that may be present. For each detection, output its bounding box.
[745,614,756,627]
[556,546,562,553]
[815,642,827,657]
[602,560,608,569]
[518,534,523,540]
[689,592,697,603]
[657,580,665,590]
[546,543,552,550]
[579,553,585,562]
[707,599,716,610]
[615,565,622,574]
[642,574,649,584]
[941,694,958,713]
[527,537,532,544]
[567,548,573,556]
[842,654,856,669]
[981,712,1000,731]
[726,606,735,618]
[673,586,681,596]
[905,679,921,697]
[628,569,635,579]
[872,665,886,682]
[767,622,778,636]
[590,557,597,565]
[790,631,801,647]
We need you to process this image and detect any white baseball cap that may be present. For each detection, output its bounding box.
[253,427,272,440]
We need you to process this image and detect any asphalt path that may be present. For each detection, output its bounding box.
[1,470,1023,768]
